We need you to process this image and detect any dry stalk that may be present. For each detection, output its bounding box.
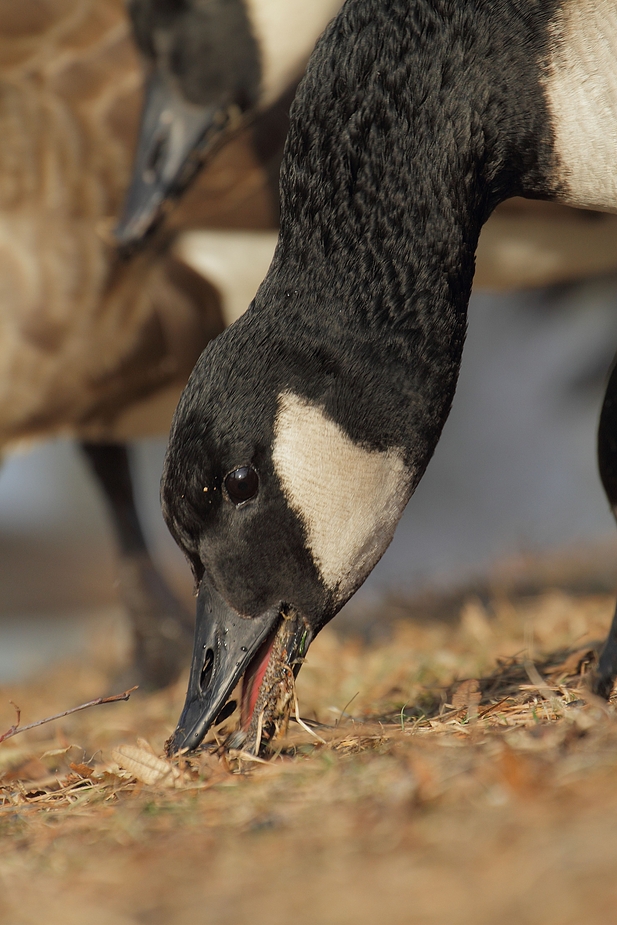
[0,687,138,745]
[253,710,265,757]
[286,666,327,745]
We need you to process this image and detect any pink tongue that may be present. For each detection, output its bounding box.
[241,637,276,729]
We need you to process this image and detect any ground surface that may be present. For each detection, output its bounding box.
[1,584,617,925]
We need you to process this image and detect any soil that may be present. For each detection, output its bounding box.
[1,584,617,925]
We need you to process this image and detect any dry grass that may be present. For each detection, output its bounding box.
[1,587,617,924]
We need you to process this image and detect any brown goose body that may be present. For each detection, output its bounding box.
[0,0,286,450]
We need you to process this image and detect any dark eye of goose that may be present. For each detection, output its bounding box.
[224,465,259,505]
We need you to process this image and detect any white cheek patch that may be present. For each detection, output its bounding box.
[243,0,343,106]
[272,392,411,600]
[545,0,617,212]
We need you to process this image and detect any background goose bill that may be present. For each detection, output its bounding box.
[115,70,231,248]
[166,578,311,755]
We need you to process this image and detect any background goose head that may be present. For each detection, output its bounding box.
[163,0,617,752]
[116,0,343,246]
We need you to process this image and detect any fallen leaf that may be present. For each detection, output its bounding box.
[110,745,181,788]
[69,762,96,779]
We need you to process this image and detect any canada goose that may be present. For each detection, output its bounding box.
[3,0,613,691]
[161,0,617,753]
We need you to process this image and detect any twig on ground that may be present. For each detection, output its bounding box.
[335,691,360,727]
[0,702,21,745]
[0,687,138,745]
[524,660,565,717]
[235,750,269,765]
[524,661,560,702]
[289,673,327,746]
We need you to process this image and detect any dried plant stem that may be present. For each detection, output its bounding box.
[524,660,565,716]
[286,667,327,746]
[0,687,138,745]
[236,750,269,765]
[253,709,265,757]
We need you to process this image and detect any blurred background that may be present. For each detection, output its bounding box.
[1,0,617,683]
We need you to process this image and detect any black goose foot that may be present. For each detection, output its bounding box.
[593,357,617,701]
[590,604,617,700]
[591,672,616,702]
[591,610,617,700]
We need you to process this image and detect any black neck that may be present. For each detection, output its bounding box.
[279,0,558,273]
[251,0,558,477]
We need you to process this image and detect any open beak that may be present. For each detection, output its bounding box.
[167,577,281,754]
[167,577,315,755]
[114,70,230,248]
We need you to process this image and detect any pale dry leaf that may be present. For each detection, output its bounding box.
[40,746,82,759]
[111,745,181,788]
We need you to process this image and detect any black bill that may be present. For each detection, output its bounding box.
[114,70,231,247]
[167,578,281,754]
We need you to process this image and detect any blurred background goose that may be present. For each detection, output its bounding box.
[0,0,344,686]
[0,0,221,686]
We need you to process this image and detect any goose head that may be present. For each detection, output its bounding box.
[161,292,443,750]
[163,0,617,752]
[116,0,343,246]
[116,0,261,246]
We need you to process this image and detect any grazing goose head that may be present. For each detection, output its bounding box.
[163,0,617,753]
[116,0,343,245]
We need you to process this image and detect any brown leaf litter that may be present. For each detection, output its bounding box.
[0,585,617,924]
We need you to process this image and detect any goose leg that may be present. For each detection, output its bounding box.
[593,360,617,698]
[81,441,193,689]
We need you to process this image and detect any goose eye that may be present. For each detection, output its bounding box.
[224,465,259,505]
